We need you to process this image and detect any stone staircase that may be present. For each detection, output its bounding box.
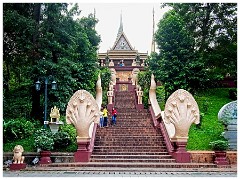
[38,90,218,170]
[88,91,217,169]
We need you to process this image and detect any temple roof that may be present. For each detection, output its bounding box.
[112,32,134,51]
[111,13,134,51]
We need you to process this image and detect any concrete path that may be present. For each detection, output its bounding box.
[3,165,237,177]
[3,170,237,177]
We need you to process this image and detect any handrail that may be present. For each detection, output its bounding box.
[148,74,174,155]
[88,123,98,152]
[149,105,174,155]
[159,120,174,155]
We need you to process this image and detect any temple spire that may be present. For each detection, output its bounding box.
[93,8,96,30]
[151,7,156,53]
[117,11,123,38]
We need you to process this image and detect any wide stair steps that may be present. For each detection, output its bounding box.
[90,91,216,169]
[43,90,217,170]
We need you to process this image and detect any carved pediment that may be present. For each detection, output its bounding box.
[112,33,133,51]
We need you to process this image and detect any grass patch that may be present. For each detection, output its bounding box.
[186,88,234,150]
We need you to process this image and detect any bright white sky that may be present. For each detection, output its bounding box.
[76,2,171,54]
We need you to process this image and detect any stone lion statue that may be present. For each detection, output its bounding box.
[13,145,25,164]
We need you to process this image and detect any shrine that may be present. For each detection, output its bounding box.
[98,14,148,91]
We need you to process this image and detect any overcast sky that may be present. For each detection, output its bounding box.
[76,3,171,54]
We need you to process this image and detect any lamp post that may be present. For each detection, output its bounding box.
[35,77,57,128]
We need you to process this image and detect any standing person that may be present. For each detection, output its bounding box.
[99,107,104,128]
[111,107,117,126]
[103,106,108,127]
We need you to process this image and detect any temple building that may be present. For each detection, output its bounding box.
[98,14,148,82]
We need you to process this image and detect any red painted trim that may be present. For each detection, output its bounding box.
[159,121,174,156]
[149,105,174,155]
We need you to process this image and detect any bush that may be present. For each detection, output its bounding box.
[229,89,237,100]
[209,140,229,151]
[34,135,54,151]
[34,128,54,151]
[59,124,77,143]
[34,128,53,139]
[3,118,36,142]
[53,131,71,149]
[58,124,77,152]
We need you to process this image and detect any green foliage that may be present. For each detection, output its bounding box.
[100,67,111,92]
[53,131,71,149]
[187,88,232,150]
[34,128,54,151]
[137,71,152,108]
[138,71,151,90]
[3,3,102,121]
[156,86,166,110]
[3,118,38,143]
[153,10,207,96]
[201,99,210,113]
[58,124,77,152]
[228,89,237,100]
[209,140,229,151]
[162,3,237,79]
[3,84,32,119]
[3,136,35,152]
[34,135,54,151]
[59,124,77,144]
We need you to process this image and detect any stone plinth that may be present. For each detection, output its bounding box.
[10,163,26,170]
[173,141,191,163]
[74,138,91,162]
[39,151,52,164]
[214,151,229,166]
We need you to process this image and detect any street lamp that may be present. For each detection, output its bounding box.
[35,77,57,128]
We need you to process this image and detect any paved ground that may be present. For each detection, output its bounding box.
[3,166,238,177]
[2,170,237,177]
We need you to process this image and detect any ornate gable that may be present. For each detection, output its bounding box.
[112,32,133,51]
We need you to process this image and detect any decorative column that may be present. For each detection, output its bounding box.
[131,68,140,85]
[136,86,144,109]
[110,68,116,85]
[107,91,113,104]
[107,82,114,110]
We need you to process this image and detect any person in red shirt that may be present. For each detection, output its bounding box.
[111,107,117,126]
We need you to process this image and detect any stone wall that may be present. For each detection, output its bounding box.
[3,151,237,165]
[189,151,237,165]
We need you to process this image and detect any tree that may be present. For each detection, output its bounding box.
[152,10,207,97]
[162,3,237,79]
[3,3,102,122]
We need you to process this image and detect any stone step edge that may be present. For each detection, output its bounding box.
[90,158,175,162]
[22,166,236,172]
[92,152,169,154]
[94,146,167,148]
[91,155,172,157]
[42,162,218,167]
